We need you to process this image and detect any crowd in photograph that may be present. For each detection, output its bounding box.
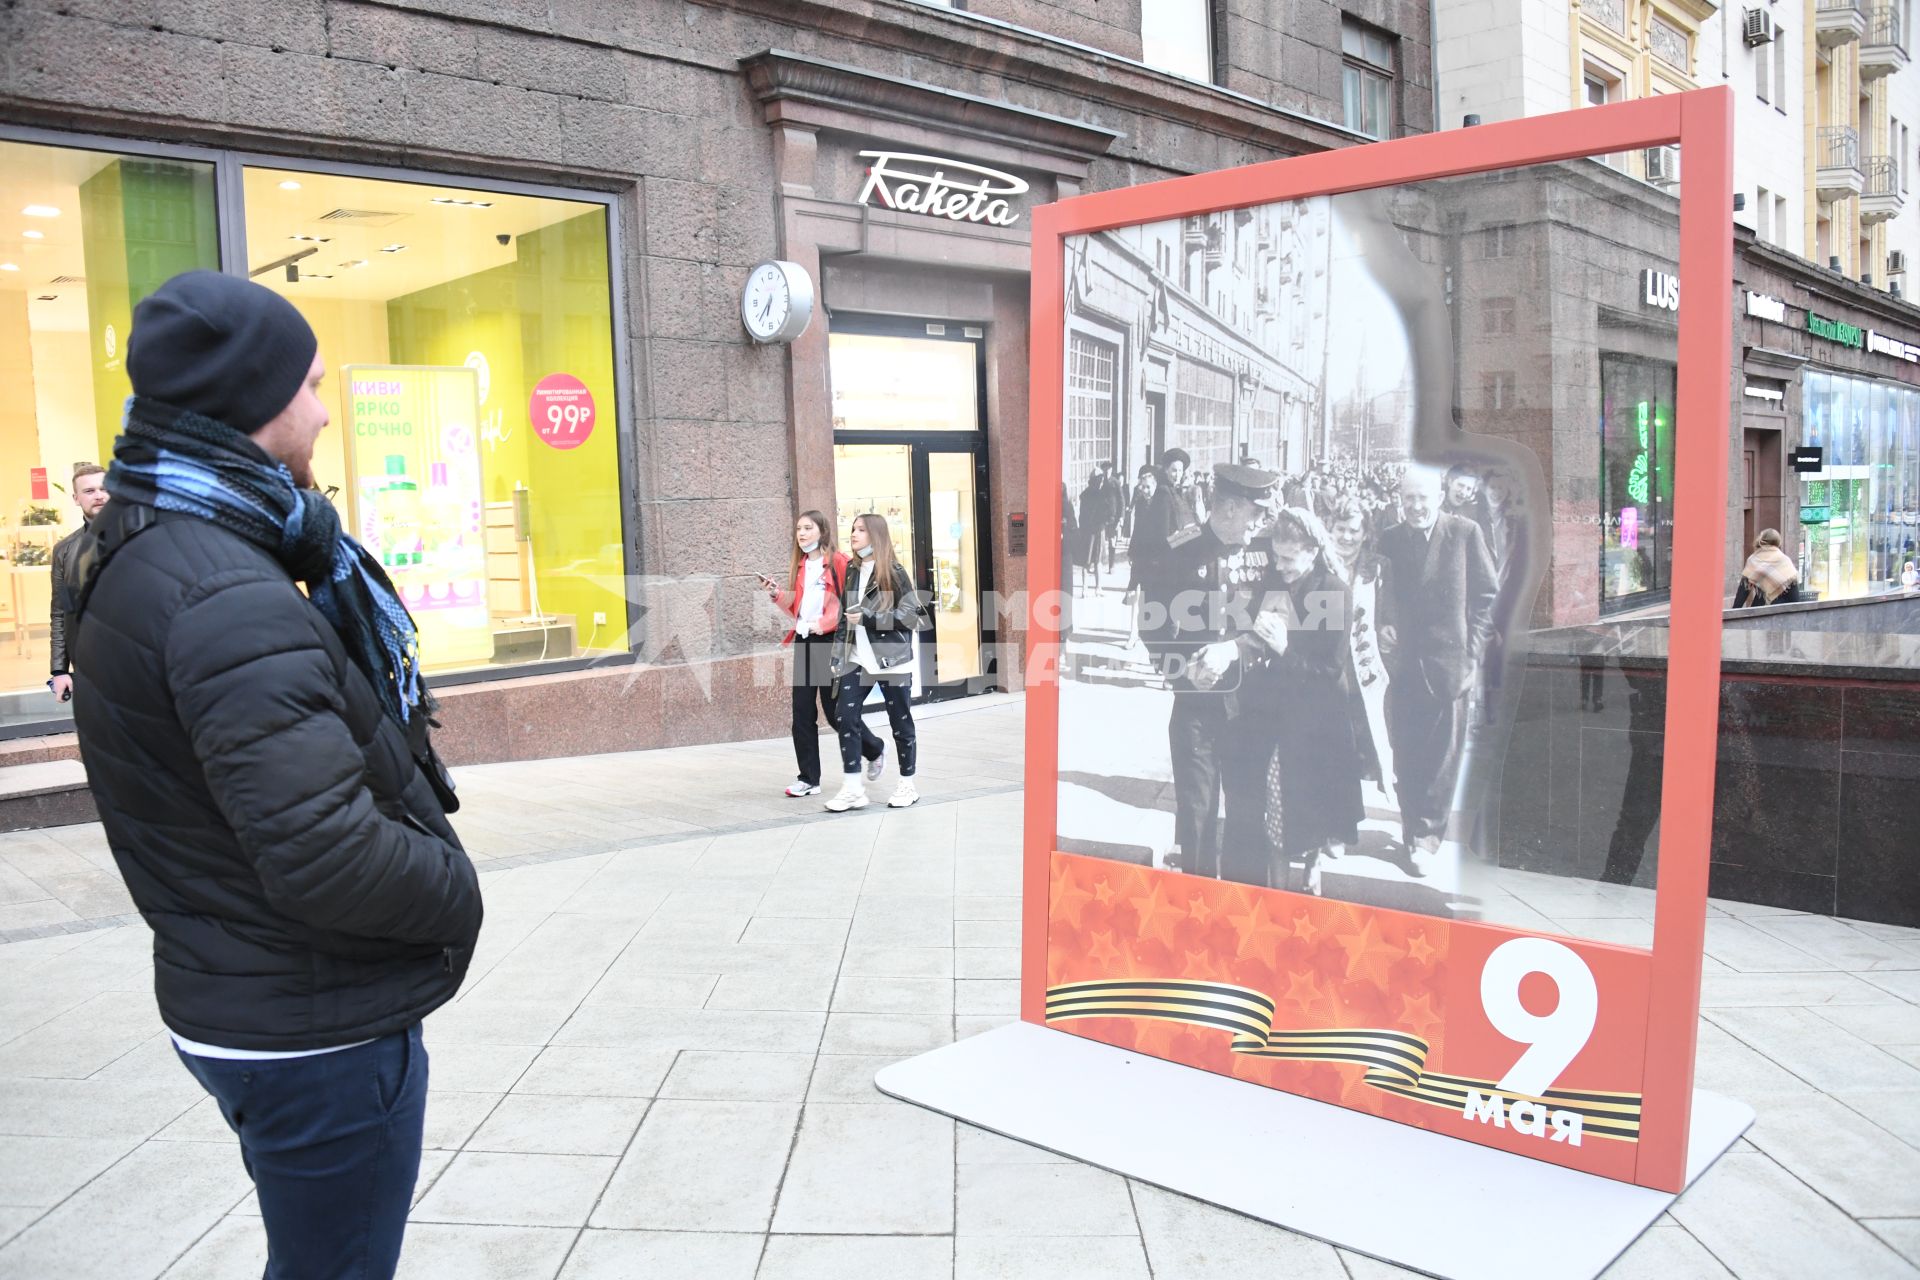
[1062,446,1529,900]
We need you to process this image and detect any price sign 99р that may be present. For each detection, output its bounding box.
[530,373,597,451]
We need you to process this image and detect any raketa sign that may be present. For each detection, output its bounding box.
[856,151,1029,227]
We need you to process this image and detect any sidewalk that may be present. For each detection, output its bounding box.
[1,694,1918,1279]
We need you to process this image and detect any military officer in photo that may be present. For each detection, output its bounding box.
[1138,463,1279,882]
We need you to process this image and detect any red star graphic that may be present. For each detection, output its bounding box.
[1291,911,1320,944]
[1052,867,1096,929]
[1406,931,1437,966]
[1188,893,1214,924]
[1181,948,1219,980]
[1282,969,1329,1018]
[1087,930,1121,968]
[1398,991,1444,1042]
[1335,917,1407,993]
[1225,897,1292,967]
[1093,879,1116,905]
[1130,882,1186,947]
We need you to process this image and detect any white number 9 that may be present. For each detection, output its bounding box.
[1481,937,1598,1099]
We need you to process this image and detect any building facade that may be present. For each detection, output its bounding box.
[1436,0,1920,611]
[0,0,1437,754]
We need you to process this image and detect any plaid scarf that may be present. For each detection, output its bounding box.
[1741,546,1799,605]
[108,396,428,727]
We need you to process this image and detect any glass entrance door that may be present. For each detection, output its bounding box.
[829,317,993,701]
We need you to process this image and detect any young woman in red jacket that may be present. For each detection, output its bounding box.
[762,509,881,796]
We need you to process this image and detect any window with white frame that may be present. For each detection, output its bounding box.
[1341,17,1396,138]
[1140,0,1214,83]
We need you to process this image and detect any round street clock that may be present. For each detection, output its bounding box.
[741,259,816,344]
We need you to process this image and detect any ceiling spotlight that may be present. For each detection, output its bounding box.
[0,263,17,272]
[379,244,407,253]
[21,205,60,218]
[339,259,368,269]
[288,234,331,243]
[22,230,43,240]
[429,197,493,208]
[278,180,303,191]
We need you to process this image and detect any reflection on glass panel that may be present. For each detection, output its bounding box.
[829,333,978,432]
[243,166,623,676]
[1797,371,1920,598]
[1053,147,1685,947]
[928,452,982,683]
[1599,356,1677,606]
[833,444,916,576]
[0,140,219,730]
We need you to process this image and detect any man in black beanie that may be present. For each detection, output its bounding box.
[68,270,482,1280]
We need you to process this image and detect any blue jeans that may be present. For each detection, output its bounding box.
[175,1025,428,1280]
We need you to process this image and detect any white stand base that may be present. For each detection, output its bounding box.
[877,1022,1752,1280]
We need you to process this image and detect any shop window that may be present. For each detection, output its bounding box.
[0,138,219,731]
[1599,354,1678,608]
[1341,17,1397,139]
[831,332,980,434]
[1483,370,1517,412]
[1065,331,1118,496]
[1248,386,1283,470]
[243,166,624,677]
[1801,370,1920,599]
[1140,0,1214,83]
[1172,358,1235,476]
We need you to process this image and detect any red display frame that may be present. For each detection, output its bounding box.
[1021,89,1733,1193]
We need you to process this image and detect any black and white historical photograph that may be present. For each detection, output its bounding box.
[1055,191,1544,921]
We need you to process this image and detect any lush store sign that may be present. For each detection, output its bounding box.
[1806,311,1865,349]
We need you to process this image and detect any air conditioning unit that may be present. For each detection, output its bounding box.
[1644,146,1678,184]
[1890,249,1908,275]
[1743,8,1776,45]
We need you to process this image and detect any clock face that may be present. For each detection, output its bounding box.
[741,260,814,343]
[743,263,793,340]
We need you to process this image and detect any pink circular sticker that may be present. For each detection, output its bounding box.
[530,373,596,451]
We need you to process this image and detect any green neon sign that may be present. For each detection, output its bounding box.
[1627,400,1651,504]
[1806,311,1866,349]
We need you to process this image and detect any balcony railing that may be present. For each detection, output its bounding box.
[1817,126,1867,203]
[1818,0,1869,45]
[1862,155,1905,223]
[1862,3,1910,77]
[1865,155,1898,196]
[1820,124,1862,170]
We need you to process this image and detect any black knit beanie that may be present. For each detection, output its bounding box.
[126,270,318,433]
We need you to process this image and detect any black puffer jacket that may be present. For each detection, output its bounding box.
[70,501,483,1051]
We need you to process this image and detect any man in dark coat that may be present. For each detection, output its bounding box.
[71,271,482,1280]
[47,461,110,704]
[1376,464,1499,875]
[1138,464,1279,881]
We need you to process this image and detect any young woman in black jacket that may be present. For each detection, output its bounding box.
[826,513,928,811]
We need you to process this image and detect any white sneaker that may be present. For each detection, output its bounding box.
[865,746,886,782]
[784,779,820,798]
[825,780,869,812]
[888,779,919,808]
